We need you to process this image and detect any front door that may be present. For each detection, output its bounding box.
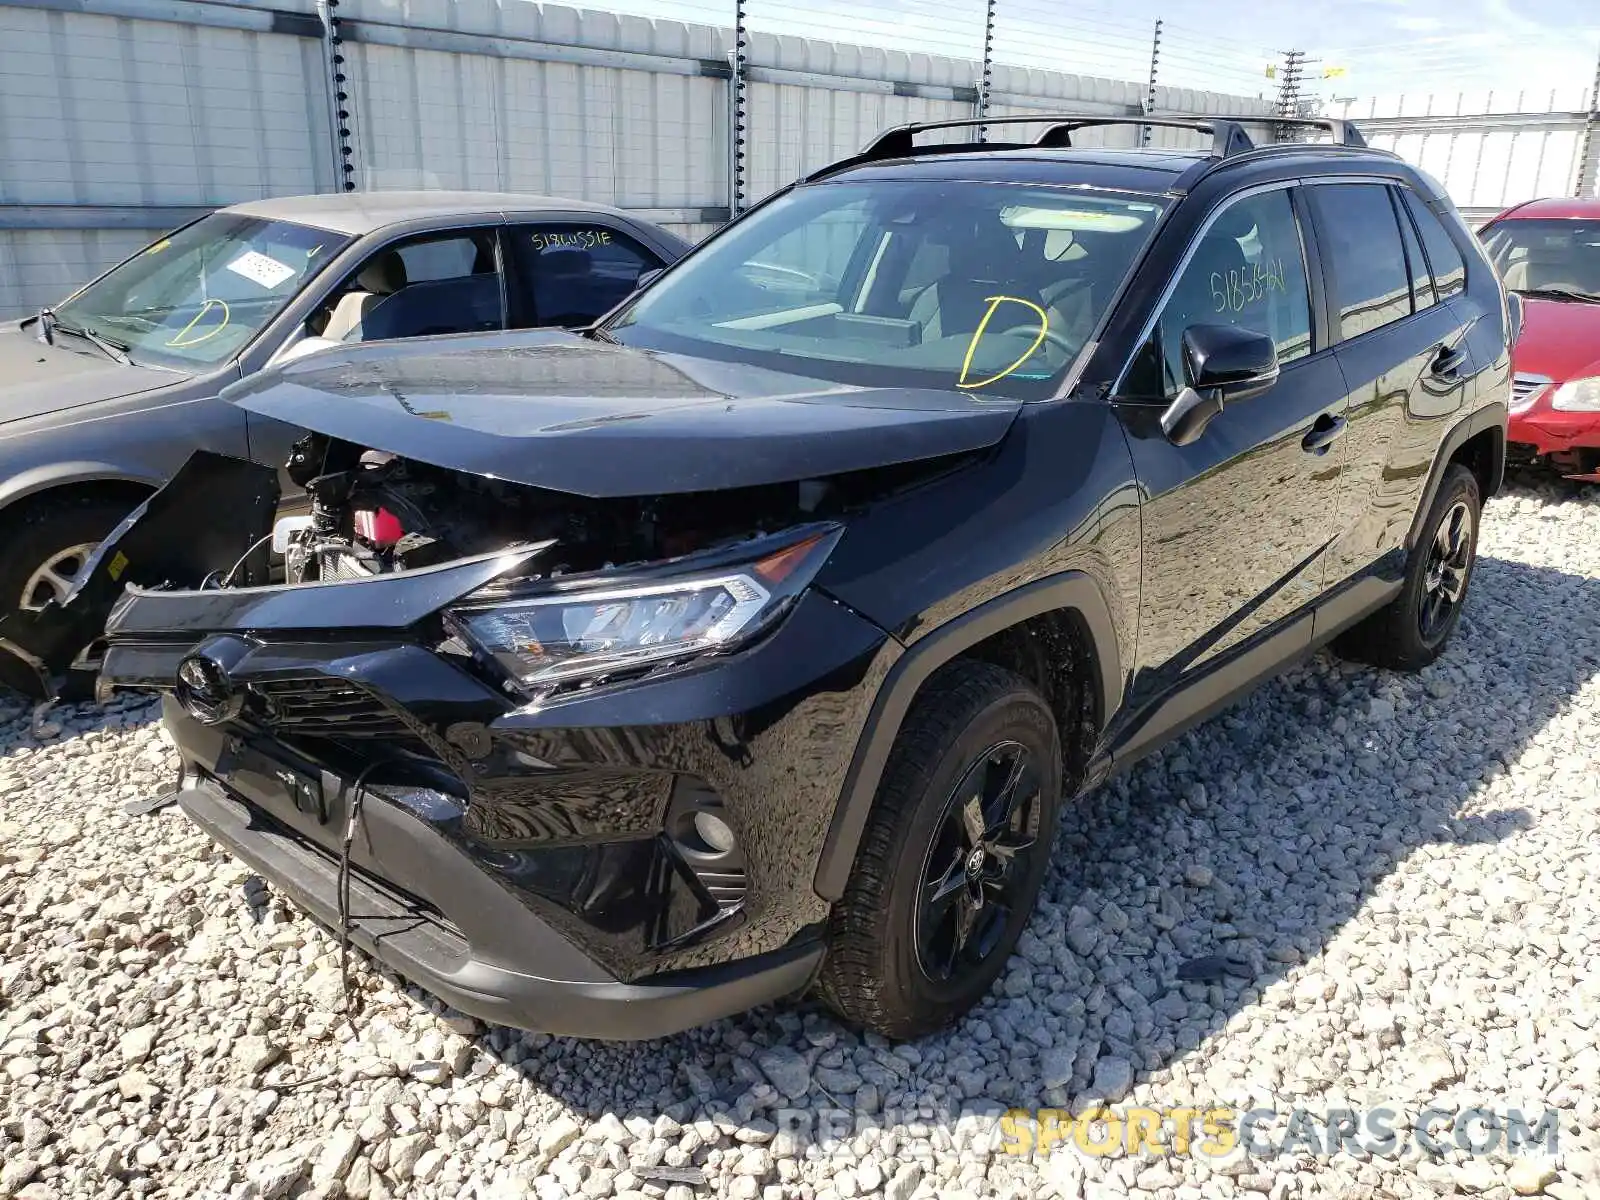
[1111,184,1349,747]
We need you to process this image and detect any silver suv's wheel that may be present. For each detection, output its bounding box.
[19,542,98,611]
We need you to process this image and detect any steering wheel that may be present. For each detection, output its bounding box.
[991,322,1078,359]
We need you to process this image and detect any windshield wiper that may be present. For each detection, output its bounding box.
[581,324,621,344]
[50,318,133,365]
[34,306,58,345]
[1517,286,1600,304]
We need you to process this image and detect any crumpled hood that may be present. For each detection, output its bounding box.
[224,330,1023,497]
[0,322,174,426]
[1510,297,1600,383]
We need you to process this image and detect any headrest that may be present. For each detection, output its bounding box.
[357,252,406,295]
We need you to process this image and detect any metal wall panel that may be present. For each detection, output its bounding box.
[0,0,1282,319]
[0,2,336,315]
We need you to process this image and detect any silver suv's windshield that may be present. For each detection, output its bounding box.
[1480,218,1600,302]
[609,180,1167,399]
[53,213,350,370]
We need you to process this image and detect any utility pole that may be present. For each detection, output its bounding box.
[1275,49,1306,142]
[1577,41,1600,197]
[1141,18,1163,147]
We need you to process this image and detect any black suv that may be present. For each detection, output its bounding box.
[6,114,1510,1040]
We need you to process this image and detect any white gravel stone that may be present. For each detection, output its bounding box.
[1,481,1598,1200]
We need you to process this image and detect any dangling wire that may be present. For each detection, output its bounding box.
[337,761,385,1020]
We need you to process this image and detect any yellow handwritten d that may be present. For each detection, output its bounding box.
[957,295,1050,390]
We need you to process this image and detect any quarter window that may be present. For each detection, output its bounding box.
[1132,188,1313,398]
[1394,189,1437,312]
[1402,190,1468,299]
[1310,184,1412,339]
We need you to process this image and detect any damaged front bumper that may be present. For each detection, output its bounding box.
[97,550,899,1038]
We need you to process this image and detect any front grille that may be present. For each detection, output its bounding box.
[1512,374,1551,411]
[248,677,413,739]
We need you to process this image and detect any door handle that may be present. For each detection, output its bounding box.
[1431,344,1467,379]
[1301,413,1348,455]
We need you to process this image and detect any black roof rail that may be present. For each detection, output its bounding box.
[1033,116,1255,157]
[804,111,1371,184]
[1147,111,1369,148]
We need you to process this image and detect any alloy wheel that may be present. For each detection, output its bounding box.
[1420,499,1474,641]
[915,740,1043,983]
[19,542,98,612]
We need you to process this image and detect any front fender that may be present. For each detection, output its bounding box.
[0,460,166,512]
[811,569,1122,901]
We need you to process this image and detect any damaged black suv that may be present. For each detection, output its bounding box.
[1,115,1511,1040]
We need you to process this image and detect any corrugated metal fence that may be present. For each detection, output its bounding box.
[1335,89,1600,226]
[0,0,1272,319]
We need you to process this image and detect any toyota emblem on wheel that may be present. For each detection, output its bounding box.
[174,654,241,725]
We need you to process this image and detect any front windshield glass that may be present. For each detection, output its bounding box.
[1480,219,1600,301]
[609,180,1167,399]
[54,214,351,369]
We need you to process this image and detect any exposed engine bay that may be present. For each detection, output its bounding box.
[0,432,974,701]
[274,431,954,585]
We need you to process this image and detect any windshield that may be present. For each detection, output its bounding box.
[1480,219,1600,301]
[54,214,351,369]
[609,180,1167,399]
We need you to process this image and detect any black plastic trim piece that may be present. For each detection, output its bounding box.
[179,774,823,1039]
[813,570,1121,901]
[1405,401,1508,552]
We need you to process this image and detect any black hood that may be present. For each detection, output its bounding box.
[224,330,1022,496]
[0,322,174,425]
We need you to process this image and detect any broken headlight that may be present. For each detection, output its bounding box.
[449,528,839,690]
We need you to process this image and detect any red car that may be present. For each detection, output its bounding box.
[1478,197,1600,481]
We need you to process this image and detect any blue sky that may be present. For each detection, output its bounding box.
[624,0,1600,107]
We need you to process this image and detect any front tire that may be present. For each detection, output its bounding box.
[1333,462,1481,672]
[818,661,1063,1040]
[0,493,132,619]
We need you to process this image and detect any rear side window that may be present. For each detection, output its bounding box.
[1393,189,1436,312]
[1402,191,1468,299]
[1310,184,1412,339]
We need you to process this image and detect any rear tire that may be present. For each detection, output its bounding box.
[818,661,1063,1040]
[1332,463,1481,672]
[0,493,133,618]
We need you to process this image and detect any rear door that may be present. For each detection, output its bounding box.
[1112,183,1349,742]
[1306,181,1474,590]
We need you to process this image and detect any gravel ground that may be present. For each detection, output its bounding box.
[2,477,1598,1200]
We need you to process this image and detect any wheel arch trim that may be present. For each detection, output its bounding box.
[0,463,164,515]
[1404,402,1507,555]
[813,570,1122,901]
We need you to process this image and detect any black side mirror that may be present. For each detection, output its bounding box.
[1161,323,1280,446]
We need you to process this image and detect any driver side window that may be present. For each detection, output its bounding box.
[312,229,506,344]
[1130,189,1313,398]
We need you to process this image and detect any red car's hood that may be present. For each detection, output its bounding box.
[1511,296,1600,382]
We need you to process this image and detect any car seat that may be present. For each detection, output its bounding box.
[323,252,407,342]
